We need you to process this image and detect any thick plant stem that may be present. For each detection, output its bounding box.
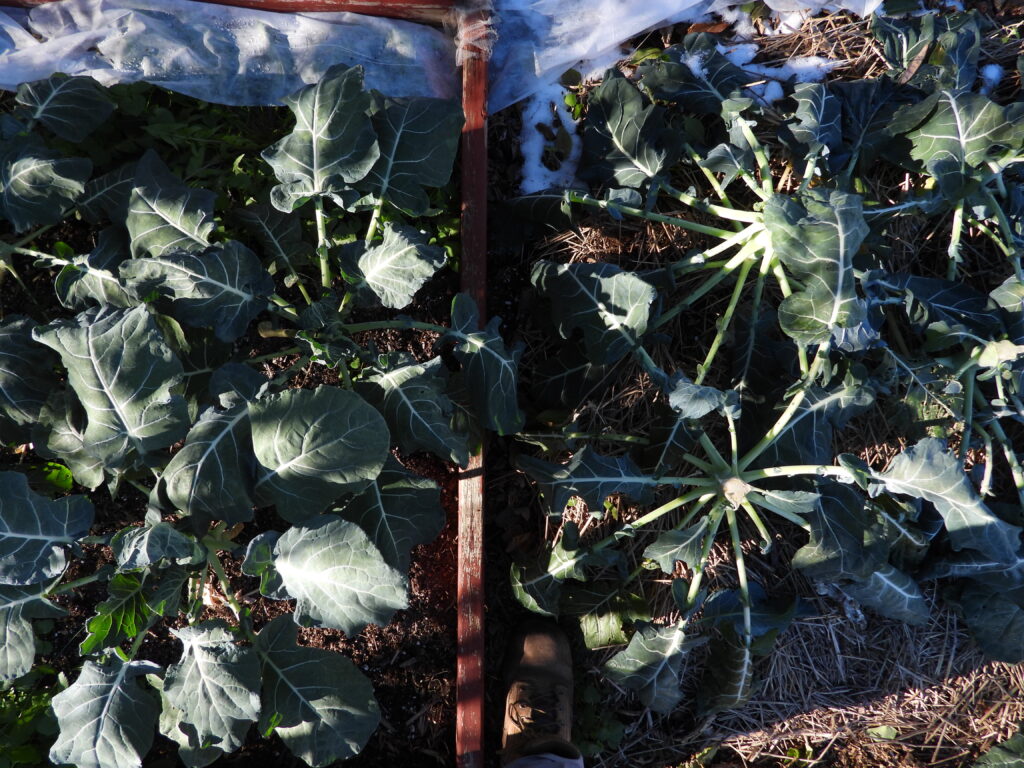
[668,224,762,274]
[958,373,975,464]
[947,201,965,281]
[739,122,775,197]
[340,318,450,335]
[699,432,730,473]
[686,502,726,607]
[736,252,772,393]
[726,506,753,641]
[314,197,331,290]
[982,188,1024,281]
[742,464,854,483]
[974,390,1024,509]
[737,350,828,471]
[659,182,761,223]
[364,198,385,245]
[207,550,245,621]
[48,569,108,596]
[566,191,738,239]
[695,257,754,386]
[683,143,740,214]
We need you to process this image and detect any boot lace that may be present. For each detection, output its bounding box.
[509,683,563,734]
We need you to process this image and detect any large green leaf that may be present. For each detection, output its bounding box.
[643,518,709,575]
[581,70,670,188]
[33,390,106,490]
[789,82,841,157]
[973,729,1024,768]
[255,616,379,767]
[262,64,379,212]
[234,203,313,277]
[758,384,874,467]
[158,395,254,528]
[250,387,390,523]
[604,622,692,713]
[0,315,59,442]
[0,584,64,681]
[273,514,407,635]
[357,356,468,467]
[127,150,215,258]
[335,456,445,572]
[80,572,151,655]
[766,189,869,347]
[517,445,656,516]
[51,227,135,311]
[0,141,91,231]
[164,621,261,756]
[0,471,93,585]
[33,305,190,474]
[79,162,136,224]
[49,657,160,768]
[121,241,274,342]
[831,78,917,170]
[356,96,463,215]
[946,582,1024,663]
[15,74,115,142]
[531,260,657,365]
[343,224,446,309]
[792,482,874,582]
[110,512,197,570]
[842,563,930,626]
[874,438,1022,564]
[560,581,650,649]
[443,293,524,436]
[904,91,1018,190]
[511,523,593,617]
[639,35,747,114]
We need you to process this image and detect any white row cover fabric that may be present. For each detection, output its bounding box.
[0,0,883,109]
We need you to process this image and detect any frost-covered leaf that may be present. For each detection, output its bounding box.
[127,150,215,258]
[250,388,389,523]
[842,563,930,625]
[0,584,64,681]
[255,615,379,767]
[262,64,378,212]
[582,70,671,188]
[164,620,260,756]
[15,74,115,142]
[604,622,691,713]
[273,514,407,634]
[560,581,650,649]
[158,395,254,528]
[644,519,709,574]
[0,471,93,585]
[0,141,90,231]
[33,305,190,474]
[343,224,446,309]
[443,293,524,436]
[638,36,747,115]
[357,356,468,467]
[49,657,160,768]
[874,438,1022,564]
[111,515,196,570]
[336,456,444,572]
[121,240,274,342]
[517,445,656,516]
[0,315,59,442]
[357,96,463,215]
[80,572,150,655]
[789,82,841,157]
[531,261,656,365]
[51,227,134,310]
[766,189,869,347]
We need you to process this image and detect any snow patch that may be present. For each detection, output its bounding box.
[519,80,583,195]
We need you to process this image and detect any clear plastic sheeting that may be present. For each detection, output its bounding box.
[0,0,458,105]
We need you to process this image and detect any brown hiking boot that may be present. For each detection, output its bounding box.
[501,619,580,765]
